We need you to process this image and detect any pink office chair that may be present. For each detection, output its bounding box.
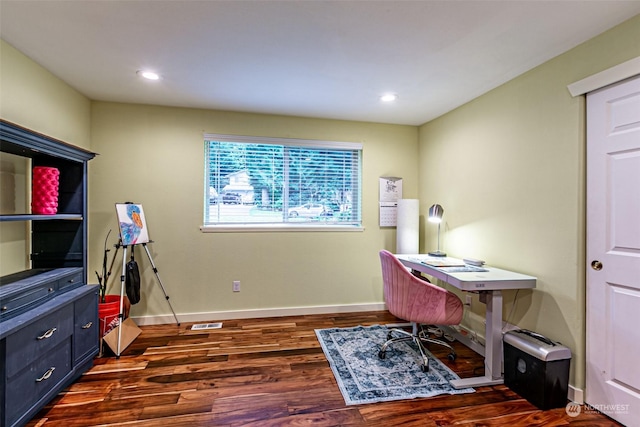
[378,249,464,372]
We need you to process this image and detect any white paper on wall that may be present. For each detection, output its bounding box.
[379,177,402,226]
[379,202,398,226]
[379,177,402,202]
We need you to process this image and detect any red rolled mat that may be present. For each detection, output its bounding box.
[32,166,60,214]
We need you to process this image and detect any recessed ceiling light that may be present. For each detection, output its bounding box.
[137,70,160,80]
[380,93,398,102]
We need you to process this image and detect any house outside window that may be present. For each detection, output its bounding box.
[203,134,362,231]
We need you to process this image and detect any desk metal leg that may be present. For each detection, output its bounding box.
[450,290,504,389]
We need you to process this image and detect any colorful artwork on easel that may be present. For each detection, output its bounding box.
[115,203,150,246]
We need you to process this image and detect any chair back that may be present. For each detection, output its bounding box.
[379,250,463,325]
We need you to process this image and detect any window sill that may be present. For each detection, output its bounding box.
[200,224,364,233]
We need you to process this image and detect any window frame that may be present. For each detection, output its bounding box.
[201,133,364,232]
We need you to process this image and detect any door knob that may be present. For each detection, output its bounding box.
[591,260,603,271]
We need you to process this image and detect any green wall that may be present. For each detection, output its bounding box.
[418,14,640,389]
[0,40,91,148]
[88,102,418,320]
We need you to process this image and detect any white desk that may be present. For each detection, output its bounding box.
[396,254,536,389]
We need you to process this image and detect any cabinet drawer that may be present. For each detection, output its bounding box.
[0,281,55,320]
[6,304,73,377]
[0,268,83,322]
[57,270,83,292]
[5,339,72,426]
[74,289,98,362]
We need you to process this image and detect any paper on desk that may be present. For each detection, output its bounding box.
[420,257,465,267]
[438,265,489,273]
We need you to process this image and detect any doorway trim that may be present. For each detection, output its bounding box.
[567,56,640,97]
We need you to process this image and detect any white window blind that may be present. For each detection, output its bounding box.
[203,134,362,229]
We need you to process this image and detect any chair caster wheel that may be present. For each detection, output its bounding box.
[421,364,429,373]
[448,353,456,362]
[378,350,386,359]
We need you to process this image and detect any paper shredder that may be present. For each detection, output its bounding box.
[503,329,571,410]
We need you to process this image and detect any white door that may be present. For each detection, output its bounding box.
[586,75,640,426]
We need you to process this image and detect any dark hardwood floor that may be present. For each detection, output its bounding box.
[27,311,621,426]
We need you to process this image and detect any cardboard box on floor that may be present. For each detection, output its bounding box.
[103,318,141,354]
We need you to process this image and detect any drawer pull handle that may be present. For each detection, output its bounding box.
[1,306,6,312]
[68,278,76,283]
[36,367,56,382]
[37,327,57,340]
[82,321,93,329]
[49,287,54,292]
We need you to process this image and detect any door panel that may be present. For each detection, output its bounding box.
[586,75,640,426]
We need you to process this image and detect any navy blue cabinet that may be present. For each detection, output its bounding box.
[0,120,98,427]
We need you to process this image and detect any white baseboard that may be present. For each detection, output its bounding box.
[131,302,388,326]
[568,385,584,404]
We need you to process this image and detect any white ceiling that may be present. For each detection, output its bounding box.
[1,1,639,126]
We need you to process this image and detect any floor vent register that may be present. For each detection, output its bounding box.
[191,322,223,330]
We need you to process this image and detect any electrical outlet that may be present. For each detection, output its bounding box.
[465,294,472,306]
[233,281,240,292]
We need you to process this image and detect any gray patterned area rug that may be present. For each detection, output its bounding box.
[315,324,474,405]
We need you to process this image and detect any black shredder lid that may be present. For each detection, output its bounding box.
[504,329,571,362]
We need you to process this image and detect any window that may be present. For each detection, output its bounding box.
[203,134,362,230]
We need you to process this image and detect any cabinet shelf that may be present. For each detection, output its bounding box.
[0,214,83,222]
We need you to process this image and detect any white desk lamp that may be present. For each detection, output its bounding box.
[428,203,446,257]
